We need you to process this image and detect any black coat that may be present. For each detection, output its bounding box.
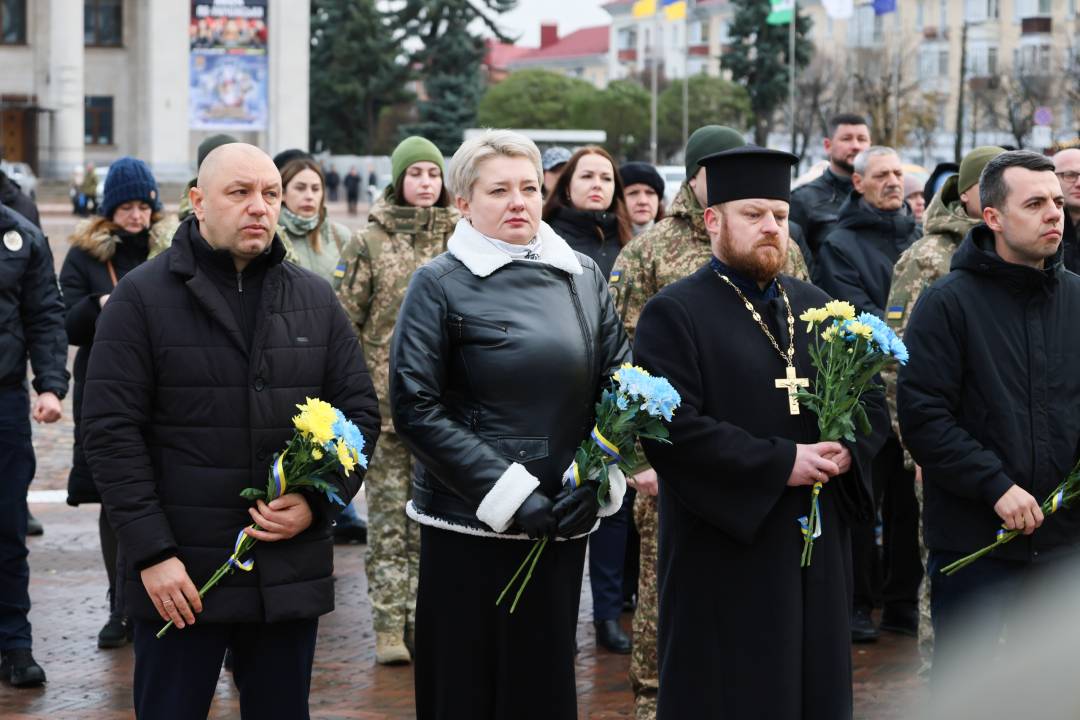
[59,226,152,504]
[390,222,630,536]
[343,173,361,200]
[81,217,380,623]
[790,167,853,259]
[0,202,68,398]
[545,206,623,279]
[1064,212,1080,275]
[0,172,41,229]
[634,265,887,719]
[898,225,1080,562]
[813,191,920,318]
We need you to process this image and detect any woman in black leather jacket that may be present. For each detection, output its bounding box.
[390,130,631,720]
[542,146,633,278]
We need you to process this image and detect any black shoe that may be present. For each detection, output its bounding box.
[26,512,43,537]
[851,607,879,643]
[223,648,234,672]
[594,619,632,654]
[333,517,368,544]
[880,605,919,637]
[98,617,129,649]
[1,648,46,687]
[622,594,638,613]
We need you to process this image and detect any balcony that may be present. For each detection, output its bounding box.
[688,44,709,57]
[922,26,938,39]
[618,48,638,62]
[1021,16,1052,34]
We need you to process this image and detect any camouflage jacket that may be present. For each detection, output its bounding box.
[882,175,979,440]
[178,179,195,222]
[276,211,349,282]
[335,190,458,432]
[611,181,810,342]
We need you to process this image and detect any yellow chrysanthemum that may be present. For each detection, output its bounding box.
[846,322,873,340]
[293,397,337,446]
[821,326,839,342]
[799,307,829,332]
[312,447,324,460]
[614,362,649,384]
[824,300,855,320]
[335,440,357,473]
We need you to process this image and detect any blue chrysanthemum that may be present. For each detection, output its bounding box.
[328,409,368,468]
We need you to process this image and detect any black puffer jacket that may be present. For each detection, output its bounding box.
[0,172,40,229]
[0,202,68,398]
[390,220,630,536]
[60,222,163,504]
[81,217,380,623]
[789,167,853,259]
[898,225,1080,562]
[545,205,623,279]
[1064,212,1080,275]
[813,191,920,318]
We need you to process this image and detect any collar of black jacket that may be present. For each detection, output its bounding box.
[835,189,917,239]
[168,214,286,279]
[951,223,1062,293]
[548,205,619,238]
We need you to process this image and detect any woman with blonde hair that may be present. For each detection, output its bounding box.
[390,130,630,718]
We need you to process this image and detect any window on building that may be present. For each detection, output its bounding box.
[617,28,637,51]
[690,20,709,45]
[915,0,924,29]
[1,0,26,44]
[965,0,1000,21]
[939,0,947,27]
[987,46,998,75]
[939,48,949,75]
[84,0,122,47]
[84,96,113,145]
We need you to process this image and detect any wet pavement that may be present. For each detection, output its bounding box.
[0,210,926,718]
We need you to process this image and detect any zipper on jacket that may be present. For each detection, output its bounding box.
[469,409,481,432]
[566,276,595,389]
[236,270,247,343]
[448,313,507,337]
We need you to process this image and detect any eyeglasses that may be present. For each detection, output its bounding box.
[1056,170,1080,185]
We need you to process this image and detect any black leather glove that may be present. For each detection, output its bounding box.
[513,490,557,539]
[552,482,601,537]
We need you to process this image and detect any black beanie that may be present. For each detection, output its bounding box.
[619,162,665,197]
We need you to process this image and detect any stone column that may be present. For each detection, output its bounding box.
[137,1,191,182]
[42,0,84,178]
[267,0,310,154]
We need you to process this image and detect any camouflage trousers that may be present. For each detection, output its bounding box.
[916,478,933,675]
[630,492,659,720]
[365,432,420,636]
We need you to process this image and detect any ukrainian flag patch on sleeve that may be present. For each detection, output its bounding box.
[333,261,347,279]
[887,305,904,320]
[609,269,622,285]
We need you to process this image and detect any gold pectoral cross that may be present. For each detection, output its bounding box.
[775,365,809,415]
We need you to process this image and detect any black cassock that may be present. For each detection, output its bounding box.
[634,264,888,720]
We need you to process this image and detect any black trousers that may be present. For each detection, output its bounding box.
[0,389,33,651]
[590,491,632,621]
[132,617,318,719]
[414,525,586,720]
[852,435,923,612]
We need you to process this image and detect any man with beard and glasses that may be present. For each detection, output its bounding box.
[633,146,888,720]
[814,145,923,645]
[791,113,872,261]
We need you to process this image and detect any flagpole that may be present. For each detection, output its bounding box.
[789,0,796,159]
[682,7,689,149]
[650,7,660,164]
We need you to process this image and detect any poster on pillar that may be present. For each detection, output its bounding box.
[189,0,269,131]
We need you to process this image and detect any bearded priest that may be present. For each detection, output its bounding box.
[633,146,889,720]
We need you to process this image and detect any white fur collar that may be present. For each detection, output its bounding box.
[447,218,583,278]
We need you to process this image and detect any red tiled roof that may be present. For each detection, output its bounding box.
[512,25,609,62]
[484,40,535,69]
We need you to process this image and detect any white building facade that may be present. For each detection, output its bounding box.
[0,0,309,181]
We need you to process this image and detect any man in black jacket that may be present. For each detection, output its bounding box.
[1053,147,1080,273]
[0,168,40,229]
[82,143,380,719]
[0,202,68,687]
[898,150,1080,687]
[814,145,923,643]
[790,112,872,260]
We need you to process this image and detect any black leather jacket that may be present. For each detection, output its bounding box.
[790,167,853,260]
[390,222,630,535]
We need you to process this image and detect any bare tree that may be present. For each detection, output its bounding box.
[908,91,945,167]
[977,62,1057,149]
[790,52,852,167]
[848,36,924,149]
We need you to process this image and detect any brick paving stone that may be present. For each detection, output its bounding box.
[1,211,927,718]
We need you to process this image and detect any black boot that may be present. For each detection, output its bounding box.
[98,616,129,649]
[26,512,43,537]
[880,604,918,637]
[1,648,46,687]
[594,619,631,654]
[333,516,368,544]
[851,607,880,643]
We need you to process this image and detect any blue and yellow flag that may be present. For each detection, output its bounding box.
[633,0,686,21]
[632,0,656,17]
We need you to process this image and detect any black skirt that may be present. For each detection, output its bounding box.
[414,525,587,720]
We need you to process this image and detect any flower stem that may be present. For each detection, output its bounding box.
[509,536,548,614]
[496,539,543,609]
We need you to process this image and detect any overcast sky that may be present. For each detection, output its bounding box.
[493,0,613,47]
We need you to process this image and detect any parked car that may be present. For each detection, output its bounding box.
[0,160,38,201]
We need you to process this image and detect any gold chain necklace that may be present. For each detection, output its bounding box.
[712,269,808,415]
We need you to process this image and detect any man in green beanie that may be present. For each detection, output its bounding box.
[881,144,1005,675]
[609,126,809,720]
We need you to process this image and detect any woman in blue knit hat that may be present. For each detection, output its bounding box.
[59,156,178,649]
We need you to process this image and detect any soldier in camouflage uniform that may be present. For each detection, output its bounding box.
[882,145,1005,675]
[610,126,809,720]
[335,136,458,665]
